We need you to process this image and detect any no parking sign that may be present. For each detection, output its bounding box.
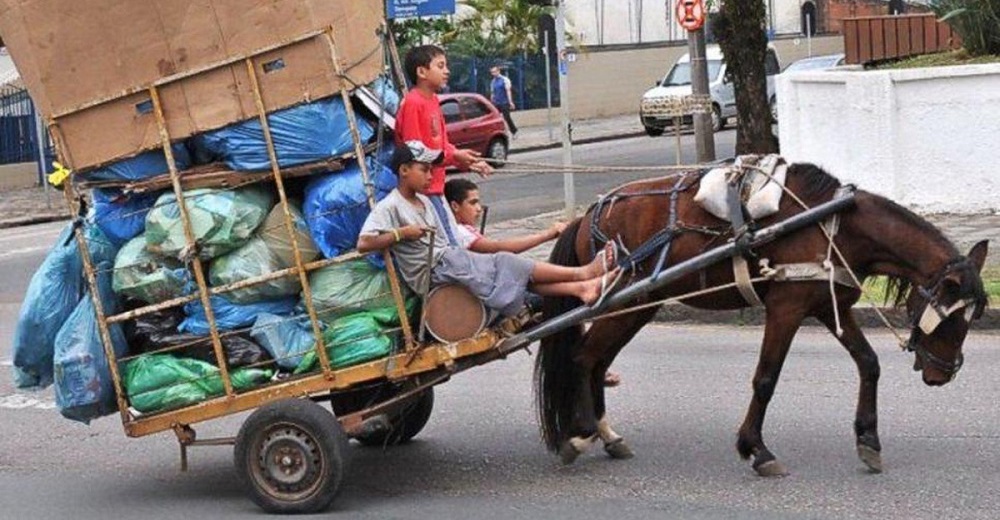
[675,0,706,32]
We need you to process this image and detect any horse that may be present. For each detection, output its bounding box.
[536,162,988,476]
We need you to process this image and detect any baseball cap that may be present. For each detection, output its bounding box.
[390,140,444,174]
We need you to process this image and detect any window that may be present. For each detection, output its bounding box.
[460,97,490,119]
[441,100,462,124]
[765,51,781,76]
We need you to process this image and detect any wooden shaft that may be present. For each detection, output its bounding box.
[325,26,417,351]
[244,58,335,376]
[149,86,234,397]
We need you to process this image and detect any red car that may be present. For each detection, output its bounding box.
[439,92,510,169]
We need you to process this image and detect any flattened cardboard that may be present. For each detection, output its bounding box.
[0,0,384,170]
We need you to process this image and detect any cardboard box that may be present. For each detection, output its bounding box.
[0,0,385,171]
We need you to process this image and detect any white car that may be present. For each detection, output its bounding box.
[640,45,781,135]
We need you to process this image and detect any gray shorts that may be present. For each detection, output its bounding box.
[431,248,534,317]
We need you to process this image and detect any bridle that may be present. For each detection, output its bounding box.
[905,257,984,377]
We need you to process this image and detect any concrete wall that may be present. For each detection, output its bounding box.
[512,34,844,125]
[0,162,37,190]
[778,64,1000,213]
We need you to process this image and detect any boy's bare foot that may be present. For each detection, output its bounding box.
[584,242,618,279]
[579,267,622,306]
[604,371,622,387]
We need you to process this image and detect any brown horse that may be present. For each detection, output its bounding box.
[536,163,988,476]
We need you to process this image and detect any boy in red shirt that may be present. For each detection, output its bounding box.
[396,44,493,247]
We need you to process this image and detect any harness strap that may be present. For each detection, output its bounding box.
[759,261,860,288]
[732,255,764,306]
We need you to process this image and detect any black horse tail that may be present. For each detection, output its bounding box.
[534,217,585,452]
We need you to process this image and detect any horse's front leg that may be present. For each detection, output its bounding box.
[736,300,807,477]
[817,307,883,473]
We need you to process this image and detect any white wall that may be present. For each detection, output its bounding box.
[777,64,1000,213]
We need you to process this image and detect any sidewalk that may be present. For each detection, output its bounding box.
[509,113,646,153]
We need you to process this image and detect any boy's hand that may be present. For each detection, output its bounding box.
[548,221,567,238]
[398,225,431,241]
[453,149,482,167]
[469,160,494,178]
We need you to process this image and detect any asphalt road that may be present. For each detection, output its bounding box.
[1,323,999,519]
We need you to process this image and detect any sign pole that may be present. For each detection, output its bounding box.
[556,0,575,220]
[688,27,715,162]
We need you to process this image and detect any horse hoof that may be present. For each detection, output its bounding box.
[857,444,883,474]
[604,439,635,460]
[754,460,789,477]
[559,442,582,465]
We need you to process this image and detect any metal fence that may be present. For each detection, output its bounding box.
[0,85,54,174]
[447,52,559,111]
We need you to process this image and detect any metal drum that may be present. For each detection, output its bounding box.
[424,284,487,343]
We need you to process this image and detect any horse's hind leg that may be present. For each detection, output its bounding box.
[816,307,883,473]
[736,297,808,477]
[561,308,657,464]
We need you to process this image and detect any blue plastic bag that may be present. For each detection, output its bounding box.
[303,157,397,264]
[367,76,401,116]
[250,313,316,370]
[12,224,118,389]
[92,188,160,246]
[179,291,298,335]
[191,97,375,171]
[81,144,192,182]
[53,262,128,424]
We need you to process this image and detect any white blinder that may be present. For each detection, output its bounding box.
[917,299,975,335]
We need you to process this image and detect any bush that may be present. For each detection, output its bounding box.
[933,0,1000,56]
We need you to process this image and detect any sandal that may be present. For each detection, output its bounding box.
[593,267,623,308]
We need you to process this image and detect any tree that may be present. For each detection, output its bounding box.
[712,0,778,154]
[452,0,554,56]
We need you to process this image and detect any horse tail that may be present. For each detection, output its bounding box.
[534,217,585,452]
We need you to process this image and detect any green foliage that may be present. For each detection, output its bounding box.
[932,0,1000,56]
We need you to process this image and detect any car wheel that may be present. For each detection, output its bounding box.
[486,138,508,168]
[644,125,665,137]
[711,104,724,132]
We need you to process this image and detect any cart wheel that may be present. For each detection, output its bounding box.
[356,387,435,447]
[234,399,349,514]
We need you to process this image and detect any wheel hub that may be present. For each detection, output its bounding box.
[256,427,323,495]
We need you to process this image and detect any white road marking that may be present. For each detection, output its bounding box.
[0,359,12,366]
[0,245,50,260]
[0,393,56,410]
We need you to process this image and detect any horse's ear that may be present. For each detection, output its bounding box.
[968,240,989,272]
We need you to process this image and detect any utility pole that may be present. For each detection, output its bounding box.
[688,27,716,162]
[555,0,575,219]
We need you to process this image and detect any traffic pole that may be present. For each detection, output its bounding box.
[555,0,575,220]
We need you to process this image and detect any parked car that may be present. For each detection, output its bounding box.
[640,45,781,135]
[781,53,846,75]
[438,92,510,169]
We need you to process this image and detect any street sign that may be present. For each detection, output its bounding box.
[387,0,456,19]
[675,0,705,32]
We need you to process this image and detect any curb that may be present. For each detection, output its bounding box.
[510,130,647,154]
[0,214,70,230]
[650,304,1000,331]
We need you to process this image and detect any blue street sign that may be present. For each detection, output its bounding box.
[387,0,456,19]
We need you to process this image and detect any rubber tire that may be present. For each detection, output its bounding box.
[355,387,435,447]
[235,399,349,514]
[644,125,665,137]
[486,138,508,168]
[711,104,725,132]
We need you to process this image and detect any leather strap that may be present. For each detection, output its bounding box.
[732,255,764,306]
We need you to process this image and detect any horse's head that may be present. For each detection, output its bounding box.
[904,240,989,386]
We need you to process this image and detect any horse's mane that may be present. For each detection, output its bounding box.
[786,162,843,202]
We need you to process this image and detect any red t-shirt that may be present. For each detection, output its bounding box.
[395,89,457,195]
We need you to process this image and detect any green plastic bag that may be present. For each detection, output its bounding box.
[209,237,300,303]
[112,235,188,304]
[124,354,273,413]
[305,259,414,324]
[145,186,275,260]
[294,313,393,374]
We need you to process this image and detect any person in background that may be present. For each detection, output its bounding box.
[396,44,493,249]
[444,178,623,388]
[489,65,518,138]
